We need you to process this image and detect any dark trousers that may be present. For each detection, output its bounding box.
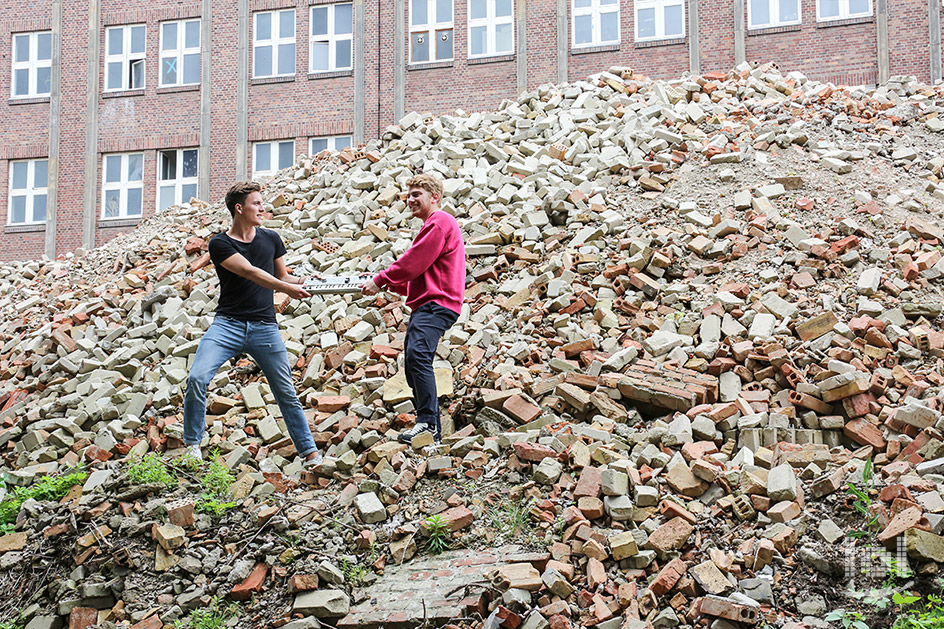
[404,302,459,437]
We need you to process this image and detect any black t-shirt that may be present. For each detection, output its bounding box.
[208,228,287,322]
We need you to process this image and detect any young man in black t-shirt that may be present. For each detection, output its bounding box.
[182,181,322,466]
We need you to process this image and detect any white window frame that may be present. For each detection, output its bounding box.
[816,0,872,21]
[571,0,620,48]
[159,19,201,87]
[157,148,199,211]
[309,135,353,155]
[410,0,454,63]
[467,0,515,59]
[104,24,147,92]
[7,159,48,225]
[101,153,145,220]
[748,0,800,29]
[634,0,685,42]
[309,3,354,72]
[253,9,296,78]
[10,31,51,98]
[253,140,295,179]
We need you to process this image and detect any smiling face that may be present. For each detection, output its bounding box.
[236,190,265,226]
[407,185,439,221]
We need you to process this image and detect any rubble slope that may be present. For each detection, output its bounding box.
[0,62,944,629]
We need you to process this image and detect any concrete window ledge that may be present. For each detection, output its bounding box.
[408,60,455,71]
[8,96,50,106]
[571,44,620,55]
[635,37,686,49]
[308,70,354,80]
[468,54,515,65]
[98,218,141,229]
[816,16,874,28]
[156,84,201,94]
[250,76,296,86]
[747,24,802,36]
[4,224,45,234]
[103,89,145,99]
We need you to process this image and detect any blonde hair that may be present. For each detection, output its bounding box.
[406,173,443,200]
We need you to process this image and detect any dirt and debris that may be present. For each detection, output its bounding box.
[0,61,944,629]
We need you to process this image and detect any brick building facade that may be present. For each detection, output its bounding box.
[0,0,940,260]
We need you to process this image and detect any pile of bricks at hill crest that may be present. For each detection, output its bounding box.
[0,60,943,629]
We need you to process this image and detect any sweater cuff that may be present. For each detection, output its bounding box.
[373,272,387,287]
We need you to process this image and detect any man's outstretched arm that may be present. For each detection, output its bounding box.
[220,253,310,299]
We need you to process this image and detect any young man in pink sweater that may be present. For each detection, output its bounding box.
[361,173,465,443]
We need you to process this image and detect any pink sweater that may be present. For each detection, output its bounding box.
[373,210,466,314]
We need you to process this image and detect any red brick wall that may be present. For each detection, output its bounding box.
[0,0,939,261]
[699,0,735,73]
[405,0,517,116]
[888,0,930,82]
[742,0,878,86]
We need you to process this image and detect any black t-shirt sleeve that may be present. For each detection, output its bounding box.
[271,231,287,259]
[209,234,238,266]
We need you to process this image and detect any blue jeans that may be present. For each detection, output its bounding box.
[183,317,318,458]
[404,302,459,438]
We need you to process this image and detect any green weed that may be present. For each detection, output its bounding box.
[194,454,236,519]
[423,514,451,555]
[0,468,87,525]
[846,458,879,540]
[340,558,369,585]
[824,609,869,629]
[892,593,944,628]
[487,498,535,537]
[173,598,239,629]
[127,454,178,489]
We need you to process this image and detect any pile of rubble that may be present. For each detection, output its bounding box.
[1,61,944,629]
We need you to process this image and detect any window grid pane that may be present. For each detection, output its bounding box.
[310,4,353,72]
[11,31,53,98]
[255,10,295,77]
[635,0,682,40]
[468,0,513,57]
[105,25,146,91]
[101,153,145,219]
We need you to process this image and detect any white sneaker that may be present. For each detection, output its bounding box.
[303,451,324,469]
[185,444,202,461]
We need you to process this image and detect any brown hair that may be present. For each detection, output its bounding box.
[406,172,443,201]
[225,181,262,216]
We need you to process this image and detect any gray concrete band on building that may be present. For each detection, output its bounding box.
[82,0,102,251]
[557,0,568,83]
[877,0,889,84]
[930,0,942,83]
[688,0,700,75]
[47,0,62,259]
[199,0,212,202]
[237,0,250,180]
[394,0,406,123]
[354,0,366,143]
[516,0,527,94]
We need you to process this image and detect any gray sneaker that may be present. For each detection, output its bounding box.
[397,423,438,444]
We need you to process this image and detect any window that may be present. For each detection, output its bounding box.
[468,0,514,58]
[11,32,51,98]
[410,0,453,63]
[7,160,47,225]
[102,153,144,219]
[254,10,296,77]
[158,149,198,211]
[310,4,353,72]
[749,0,800,28]
[817,0,871,20]
[635,0,684,41]
[105,25,146,91]
[572,0,619,47]
[160,19,201,86]
[310,135,352,155]
[253,140,295,179]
